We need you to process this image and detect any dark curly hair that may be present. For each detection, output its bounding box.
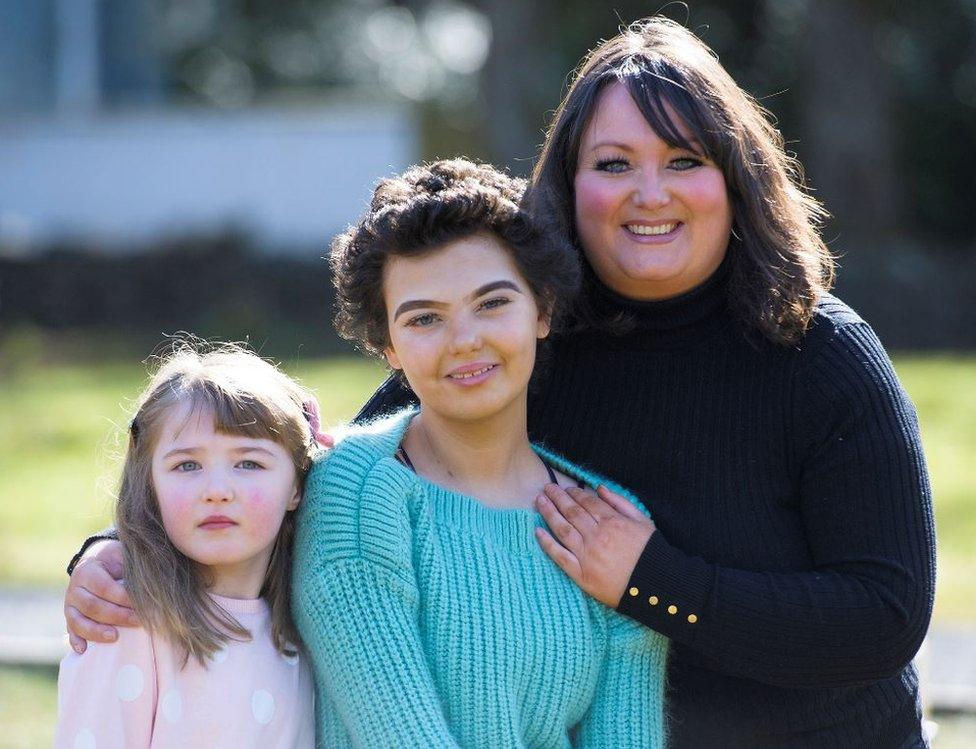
[331,158,580,358]
[530,17,835,345]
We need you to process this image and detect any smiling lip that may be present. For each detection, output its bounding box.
[199,515,237,530]
[446,363,497,385]
[623,221,682,240]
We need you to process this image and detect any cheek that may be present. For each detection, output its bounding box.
[154,483,198,536]
[239,484,293,538]
[685,174,732,225]
[391,333,440,379]
[574,176,618,229]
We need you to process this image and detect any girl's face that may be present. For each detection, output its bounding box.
[151,403,300,598]
[382,233,550,425]
[573,82,733,300]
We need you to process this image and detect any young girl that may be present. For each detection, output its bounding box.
[55,344,316,748]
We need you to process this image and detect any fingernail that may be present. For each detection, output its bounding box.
[104,629,116,641]
[73,643,82,654]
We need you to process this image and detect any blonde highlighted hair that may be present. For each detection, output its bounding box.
[116,340,316,666]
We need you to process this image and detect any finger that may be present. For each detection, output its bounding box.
[534,528,582,581]
[65,604,119,644]
[542,483,598,531]
[68,632,88,655]
[535,493,584,553]
[596,485,647,521]
[72,585,138,627]
[565,486,616,522]
[79,563,134,611]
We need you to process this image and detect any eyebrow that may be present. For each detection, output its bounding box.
[161,445,277,460]
[393,280,522,321]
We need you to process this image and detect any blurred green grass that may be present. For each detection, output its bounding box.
[0,356,388,588]
[0,352,973,748]
[0,353,972,621]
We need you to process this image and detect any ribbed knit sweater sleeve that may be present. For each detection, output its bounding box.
[617,319,935,688]
[574,609,669,747]
[292,441,460,748]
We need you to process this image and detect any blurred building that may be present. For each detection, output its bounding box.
[0,0,417,255]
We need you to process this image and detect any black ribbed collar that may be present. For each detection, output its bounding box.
[581,254,734,349]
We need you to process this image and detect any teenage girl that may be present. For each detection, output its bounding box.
[55,344,316,748]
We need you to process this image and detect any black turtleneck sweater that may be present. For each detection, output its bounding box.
[356,262,935,748]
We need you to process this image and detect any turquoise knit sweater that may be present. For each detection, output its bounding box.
[292,409,668,748]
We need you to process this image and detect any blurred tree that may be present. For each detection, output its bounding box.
[145,0,975,249]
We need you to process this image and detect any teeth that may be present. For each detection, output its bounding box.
[451,365,493,379]
[626,223,678,236]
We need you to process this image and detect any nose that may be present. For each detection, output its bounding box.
[448,315,483,355]
[631,167,671,209]
[203,470,234,503]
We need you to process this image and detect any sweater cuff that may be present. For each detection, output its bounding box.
[616,531,713,643]
[66,527,119,575]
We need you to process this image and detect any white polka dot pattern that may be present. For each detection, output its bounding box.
[115,664,143,702]
[251,689,275,725]
[54,597,314,745]
[73,728,96,749]
[161,688,183,722]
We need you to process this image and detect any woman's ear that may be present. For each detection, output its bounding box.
[537,313,551,340]
[537,295,553,339]
[384,346,402,371]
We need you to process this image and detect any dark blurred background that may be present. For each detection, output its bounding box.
[2,0,975,357]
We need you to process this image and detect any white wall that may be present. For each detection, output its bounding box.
[0,103,416,254]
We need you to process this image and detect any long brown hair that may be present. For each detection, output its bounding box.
[530,17,835,344]
[116,341,315,666]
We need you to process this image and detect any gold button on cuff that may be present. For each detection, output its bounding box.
[648,596,659,606]
[687,614,698,624]
[667,605,678,615]
[628,587,639,597]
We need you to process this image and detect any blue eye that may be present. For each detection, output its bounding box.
[175,461,200,472]
[406,312,439,328]
[595,158,629,174]
[238,459,263,470]
[670,156,704,171]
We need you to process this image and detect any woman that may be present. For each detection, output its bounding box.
[357,17,935,749]
[65,16,933,749]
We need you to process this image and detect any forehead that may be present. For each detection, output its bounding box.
[580,81,695,149]
[153,400,281,451]
[382,233,527,303]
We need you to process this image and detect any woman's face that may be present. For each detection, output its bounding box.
[382,234,550,424]
[573,82,733,300]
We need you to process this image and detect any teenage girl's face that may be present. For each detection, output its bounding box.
[382,234,550,425]
[151,403,300,598]
[574,82,733,300]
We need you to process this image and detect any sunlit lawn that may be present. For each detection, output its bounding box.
[0,353,973,620]
[0,356,388,588]
[0,352,973,747]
